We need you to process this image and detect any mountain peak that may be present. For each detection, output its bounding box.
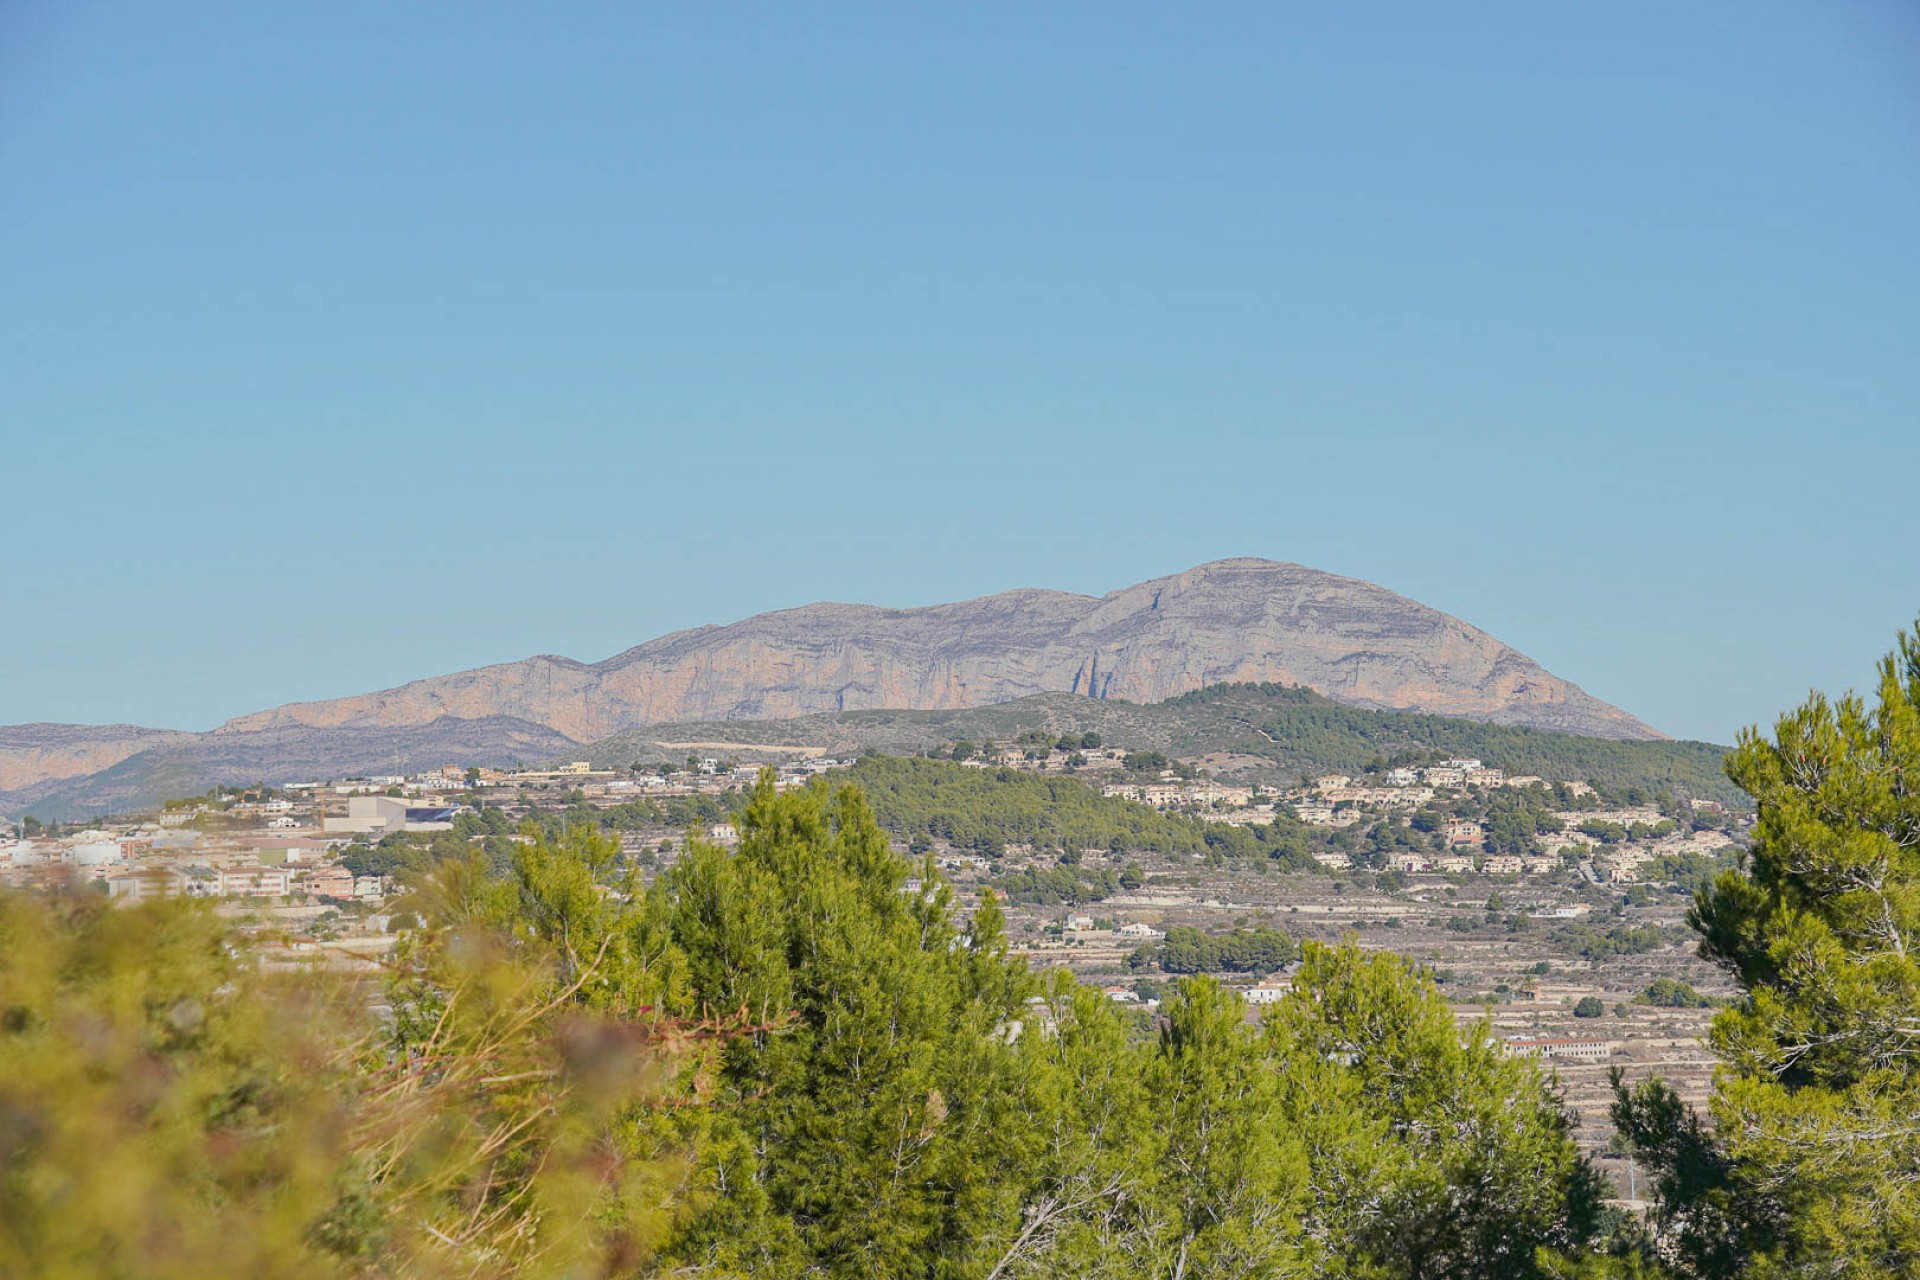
[206,559,1660,743]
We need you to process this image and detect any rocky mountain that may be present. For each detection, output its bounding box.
[1,559,1662,817]
[222,559,1659,741]
[0,724,196,805]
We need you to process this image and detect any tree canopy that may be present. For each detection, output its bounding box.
[1616,620,1920,1278]
[836,754,1320,867]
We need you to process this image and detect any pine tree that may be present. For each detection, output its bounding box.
[982,971,1160,1279]
[1267,942,1606,1278]
[1150,976,1310,1278]
[649,774,1041,1278]
[1659,621,1920,1277]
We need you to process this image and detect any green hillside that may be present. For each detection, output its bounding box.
[835,754,1317,867]
[582,682,1744,806]
[1168,683,1739,800]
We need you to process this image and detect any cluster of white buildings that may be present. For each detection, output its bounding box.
[1385,759,1543,790]
[1309,760,1540,801]
[105,862,389,905]
[1097,974,1291,1009]
[1290,763,1542,829]
[1100,780,1256,809]
[0,826,392,906]
[1504,1036,1615,1062]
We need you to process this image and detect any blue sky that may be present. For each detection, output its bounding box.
[2,2,1915,743]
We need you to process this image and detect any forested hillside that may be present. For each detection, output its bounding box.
[585,682,1744,806]
[1170,684,1736,798]
[339,757,1320,874]
[837,754,1319,865]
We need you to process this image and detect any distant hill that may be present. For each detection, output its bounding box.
[0,724,195,806]
[583,683,1743,806]
[3,558,1670,817]
[6,718,579,821]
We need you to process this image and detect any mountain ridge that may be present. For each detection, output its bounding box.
[1,559,1662,816]
[210,559,1660,741]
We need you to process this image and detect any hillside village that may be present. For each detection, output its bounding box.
[0,754,836,927]
[957,733,1741,880]
[0,735,1744,932]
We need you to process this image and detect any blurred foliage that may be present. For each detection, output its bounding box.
[0,874,693,1278]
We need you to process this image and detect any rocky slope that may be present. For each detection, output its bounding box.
[0,724,195,804]
[221,559,1660,742]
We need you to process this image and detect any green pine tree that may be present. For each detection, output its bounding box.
[1268,942,1608,1278]
[1619,619,1920,1278]
[649,774,1041,1278]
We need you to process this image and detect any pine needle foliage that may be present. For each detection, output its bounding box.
[1617,620,1920,1278]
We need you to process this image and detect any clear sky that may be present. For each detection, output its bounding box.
[3,2,1916,744]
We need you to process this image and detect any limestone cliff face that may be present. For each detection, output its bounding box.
[218,559,1662,741]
